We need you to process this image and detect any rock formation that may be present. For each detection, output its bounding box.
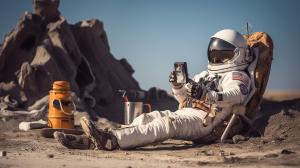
[0,0,162,123]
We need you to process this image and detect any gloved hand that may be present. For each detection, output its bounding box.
[187,82,204,100]
[169,71,183,88]
[203,80,216,91]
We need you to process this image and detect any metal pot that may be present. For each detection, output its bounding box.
[124,102,151,125]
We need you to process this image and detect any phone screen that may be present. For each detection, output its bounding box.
[174,62,188,84]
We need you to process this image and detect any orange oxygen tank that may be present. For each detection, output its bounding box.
[48,81,75,129]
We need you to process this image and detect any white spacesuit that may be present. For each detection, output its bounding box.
[110,29,252,149]
[54,29,253,150]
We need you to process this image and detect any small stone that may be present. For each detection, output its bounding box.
[281,149,295,155]
[126,166,132,168]
[281,109,295,117]
[195,151,203,156]
[274,135,285,141]
[226,157,241,163]
[0,151,7,157]
[197,161,207,165]
[229,152,235,155]
[2,117,7,122]
[264,153,278,158]
[196,150,210,156]
[47,154,54,158]
[205,150,214,156]
[261,139,268,144]
[232,135,247,144]
[281,109,288,115]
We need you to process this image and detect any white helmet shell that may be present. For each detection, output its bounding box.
[207,29,251,73]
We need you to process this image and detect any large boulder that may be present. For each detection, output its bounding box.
[0,3,141,123]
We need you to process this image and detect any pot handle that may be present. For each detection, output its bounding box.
[58,99,75,116]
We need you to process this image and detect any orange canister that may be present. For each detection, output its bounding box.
[48,81,75,129]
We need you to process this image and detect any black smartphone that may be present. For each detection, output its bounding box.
[174,62,188,84]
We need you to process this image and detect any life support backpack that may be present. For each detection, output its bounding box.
[243,32,273,120]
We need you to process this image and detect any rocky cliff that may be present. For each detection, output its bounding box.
[0,0,149,123]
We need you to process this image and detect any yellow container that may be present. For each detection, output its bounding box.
[48,81,75,129]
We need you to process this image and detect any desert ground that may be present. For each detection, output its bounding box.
[0,91,299,168]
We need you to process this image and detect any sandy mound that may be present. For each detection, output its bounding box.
[251,97,300,141]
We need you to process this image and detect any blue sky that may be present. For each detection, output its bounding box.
[1,0,300,91]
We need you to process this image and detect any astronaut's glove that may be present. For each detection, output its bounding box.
[169,71,183,89]
[203,80,217,91]
[187,82,204,100]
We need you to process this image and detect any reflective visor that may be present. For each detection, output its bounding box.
[207,38,236,64]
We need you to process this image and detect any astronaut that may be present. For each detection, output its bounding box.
[54,29,252,150]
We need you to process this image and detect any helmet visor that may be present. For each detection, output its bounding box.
[207,38,236,64]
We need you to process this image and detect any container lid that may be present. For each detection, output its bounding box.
[52,81,70,91]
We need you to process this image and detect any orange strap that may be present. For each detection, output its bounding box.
[180,98,209,112]
[181,97,216,127]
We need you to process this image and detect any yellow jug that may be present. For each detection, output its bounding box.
[48,81,75,129]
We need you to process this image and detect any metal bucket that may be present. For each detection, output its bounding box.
[124,102,151,125]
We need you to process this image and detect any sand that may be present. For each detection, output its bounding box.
[0,91,299,168]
